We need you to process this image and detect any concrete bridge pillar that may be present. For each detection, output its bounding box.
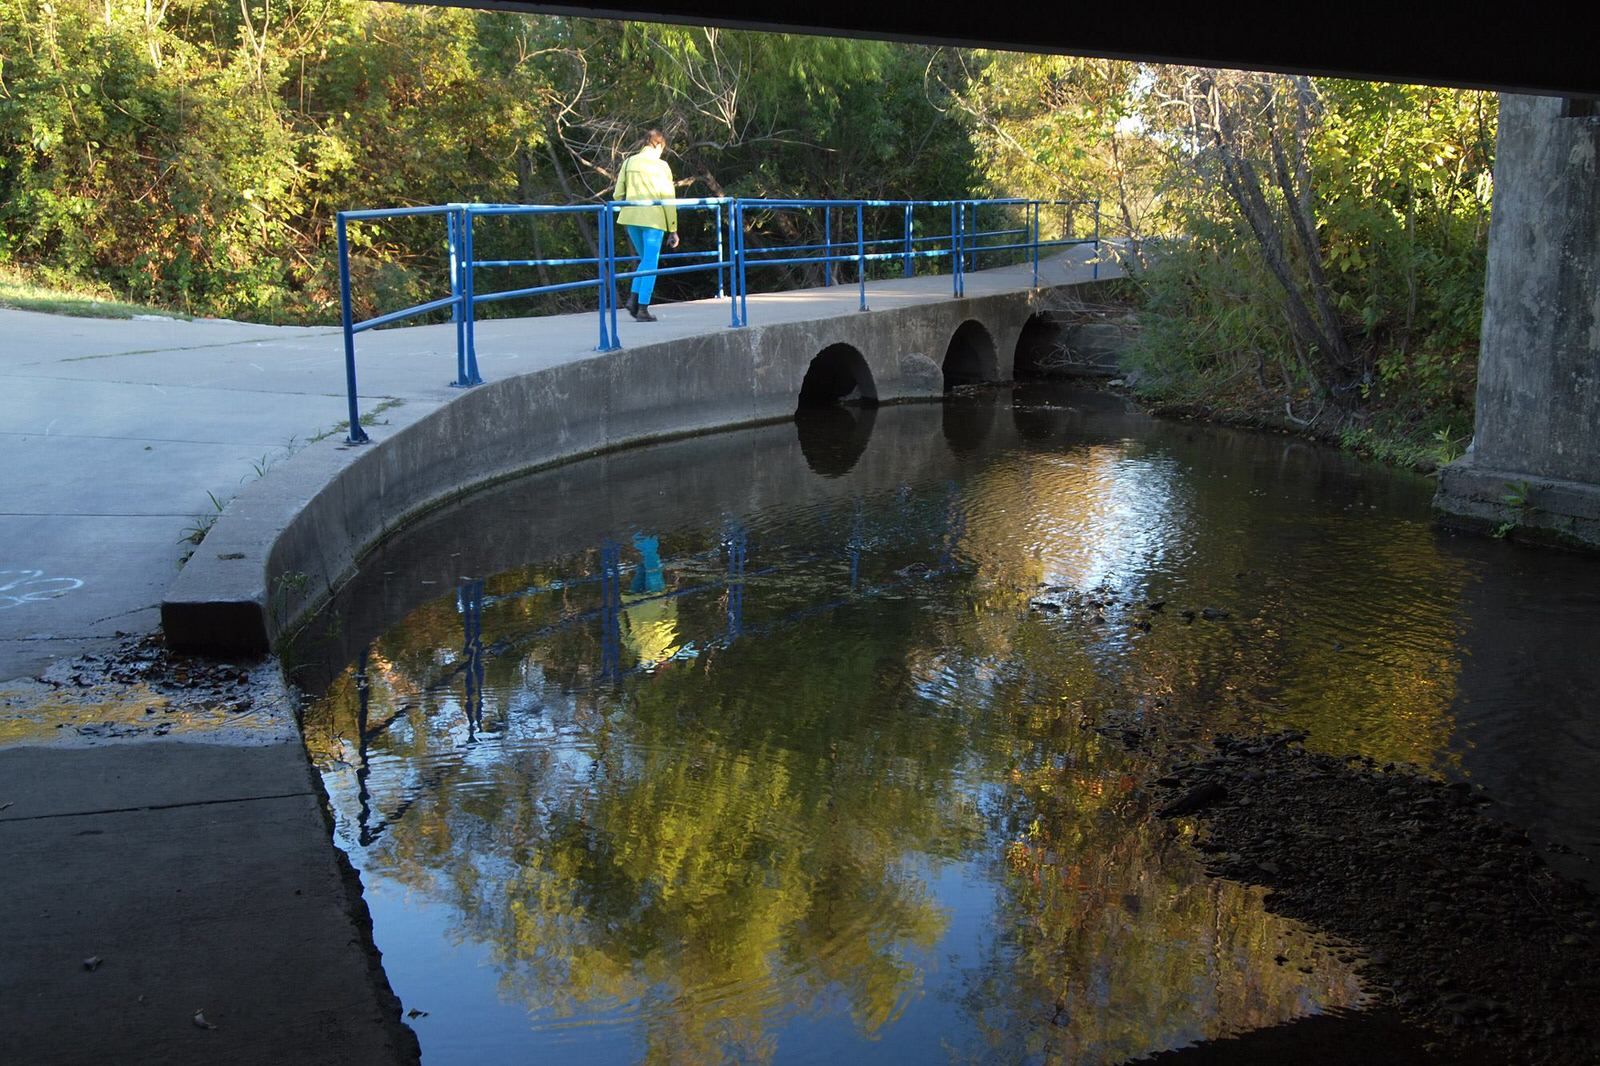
[1435,94,1600,548]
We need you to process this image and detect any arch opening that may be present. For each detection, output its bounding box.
[942,320,997,391]
[1013,312,1068,381]
[798,343,878,410]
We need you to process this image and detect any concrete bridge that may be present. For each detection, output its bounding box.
[439,8,1598,548]
[160,245,1117,655]
[1432,95,1600,548]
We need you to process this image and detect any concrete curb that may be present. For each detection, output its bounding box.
[162,284,1093,654]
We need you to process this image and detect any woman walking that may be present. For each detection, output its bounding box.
[612,129,680,322]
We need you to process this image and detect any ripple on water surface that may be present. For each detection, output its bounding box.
[295,387,1598,1062]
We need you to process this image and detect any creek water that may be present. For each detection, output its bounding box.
[295,385,1600,1064]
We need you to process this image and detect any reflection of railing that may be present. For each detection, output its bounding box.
[334,197,1099,443]
[344,486,969,845]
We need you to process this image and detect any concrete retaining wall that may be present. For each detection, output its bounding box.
[162,285,1071,654]
[282,398,971,689]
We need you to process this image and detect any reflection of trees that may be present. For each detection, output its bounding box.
[489,728,952,1055]
[877,426,1443,1059]
[305,521,985,1061]
[967,819,1363,1064]
[525,597,976,1049]
[889,596,1366,1063]
[299,423,1469,1059]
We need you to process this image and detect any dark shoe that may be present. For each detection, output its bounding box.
[636,305,657,322]
[626,292,640,319]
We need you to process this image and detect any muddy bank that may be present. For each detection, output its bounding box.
[1130,1006,1503,1065]
[1149,731,1600,1065]
[0,632,296,746]
[1141,398,1452,473]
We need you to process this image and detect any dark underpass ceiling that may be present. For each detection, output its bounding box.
[417,1,1597,98]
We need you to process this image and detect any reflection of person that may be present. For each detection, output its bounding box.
[624,532,677,666]
[612,129,680,322]
[629,533,666,594]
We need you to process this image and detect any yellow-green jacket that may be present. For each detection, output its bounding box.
[612,152,678,232]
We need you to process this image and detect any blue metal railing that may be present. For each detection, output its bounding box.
[335,196,1099,443]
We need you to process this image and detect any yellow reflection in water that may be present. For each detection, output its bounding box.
[304,568,1368,1063]
[0,678,286,746]
[957,441,1467,770]
[623,596,681,667]
[298,430,1472,1061]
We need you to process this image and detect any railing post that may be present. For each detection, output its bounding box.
[856,202,868,312]
[903,203,913,278]
[737,199,748,327]
[1093,198,1101,280]
[960,199,972,272]
[729,201,744,328]
[609,206,623,347]
[950,203,958,298]
[336,214,369,445]
[715,200,726,300]
[450,208,468,385]
[596,205,615,352]
[722,518,746,644]
[848,500,864,593]
[598,540,622,683]
[1031,201,1040,289]
[961,202,968,296]
[448,209,462,325]
[456,208,483,387]
[952,202,965,299]
[823,208,832,287]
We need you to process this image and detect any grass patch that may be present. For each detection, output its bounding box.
[1335,425,1451,471]
[309,397,407,443]
[0,265,192,321]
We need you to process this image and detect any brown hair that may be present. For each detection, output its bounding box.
[642,129,666,150]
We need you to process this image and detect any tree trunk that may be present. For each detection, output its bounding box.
[1200,76,1346,370]
[1264,78,1351,373]
[1109,131,1144,268]
[542,123,599,261]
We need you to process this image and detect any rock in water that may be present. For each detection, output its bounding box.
[1157,781,1228,818]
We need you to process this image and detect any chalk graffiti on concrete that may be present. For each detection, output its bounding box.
[0,569,85,610]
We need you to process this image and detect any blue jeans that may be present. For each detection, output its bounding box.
[626,225,666,305]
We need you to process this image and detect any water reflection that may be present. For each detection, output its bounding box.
[308,527,1359,1061]
[942,388,999,458]
[297,386,1597,1063]
[795,404,877,478]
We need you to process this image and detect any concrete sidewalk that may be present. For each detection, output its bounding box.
[1,313,418,679]
[0,248,1110,1064]
[0,737,419,1065]
[0,250,1106,679]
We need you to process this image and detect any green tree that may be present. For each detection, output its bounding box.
[1124,69,1494,456]
[944,51,1164,252]
[1,6,976,320]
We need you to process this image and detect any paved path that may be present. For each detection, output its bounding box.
[0,250,1107,680]
[0,737,419,1064]
[1,315,349,677]
[0,249,1110,1064]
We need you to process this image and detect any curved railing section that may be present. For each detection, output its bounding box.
[335,197,1099,443]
